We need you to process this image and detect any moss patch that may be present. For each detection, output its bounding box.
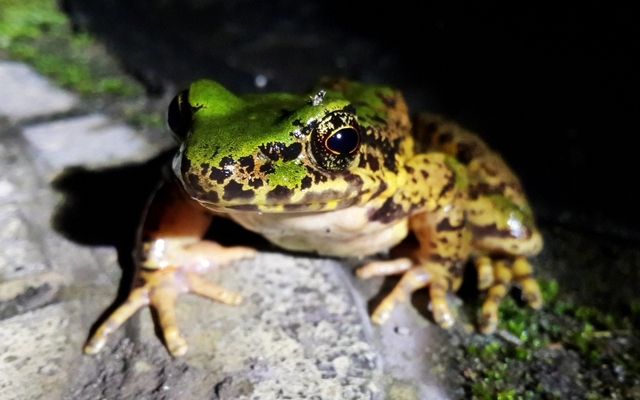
[457,279,640,399]
[0,0,142,96]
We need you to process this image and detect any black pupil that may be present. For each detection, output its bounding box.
[326,127,359,154]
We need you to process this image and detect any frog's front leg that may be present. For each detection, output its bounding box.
[357,153,471,327]
[84,180,255,356]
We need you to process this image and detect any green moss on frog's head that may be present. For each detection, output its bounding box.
[171,79,397,213]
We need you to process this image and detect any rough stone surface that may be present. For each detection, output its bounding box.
[0,61,77,120]
[0,302,81,400]
[22,113,170,172]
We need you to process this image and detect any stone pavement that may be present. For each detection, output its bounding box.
[0,61,451,399]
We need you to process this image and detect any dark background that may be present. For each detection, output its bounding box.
[61,0,638,240]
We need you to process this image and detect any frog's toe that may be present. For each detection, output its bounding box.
[150,285,188,356]
[186,273,242,305]
[512,257,543,309]
[368,266,431,325]
[479,284,506,333]
[355,258,412,279]
[474,255,495,290]
[429,279,455,329]
[84,287,150,355]
[478,259,511,333]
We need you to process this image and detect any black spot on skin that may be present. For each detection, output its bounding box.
[405,165,415,174]
[200,163,210,176]
[370,180,388,199]
[438,173,456,199]
[219,156,234,168]
[436,218,465,232]
[468,182,507,200]
[186,173,208,197]
[238,156,254,171]
[292,119,304,127]
[281,143,302,162]
[222,180,255,201]
[260,163,275,175]
[343,173,364,189]
[309,168,328,184]
[456,143,475,165]
[260,142,286,161]
[437,131,453,144]
[343,104,356,114]
[369,197,407,223]
[366,153,379,172]
[248,178,264,189]
[209,167,231,184]
[267,185,294,202]
[421,170,429,179]
[300,176,312,190]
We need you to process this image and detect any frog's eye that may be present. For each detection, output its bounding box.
[310,112,361,171]
[325,127,360,156]
[167,89,192,140]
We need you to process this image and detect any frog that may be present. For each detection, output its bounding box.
[83,79,543,356]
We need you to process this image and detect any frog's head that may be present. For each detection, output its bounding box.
[168,79,403,213]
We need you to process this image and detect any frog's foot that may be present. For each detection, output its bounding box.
[478,256,543,333]
[84,241,255,356]
[356,258,455,328]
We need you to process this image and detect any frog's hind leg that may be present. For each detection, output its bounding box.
[357,152,472,328]
[84,181,255,356]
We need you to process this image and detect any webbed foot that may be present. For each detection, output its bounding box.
[84,241,255,356]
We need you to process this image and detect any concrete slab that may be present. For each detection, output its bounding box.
[0,62,77,120]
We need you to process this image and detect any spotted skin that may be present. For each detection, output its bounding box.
[85,79,543,356]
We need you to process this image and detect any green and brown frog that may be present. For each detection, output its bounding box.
[84,79,543,356]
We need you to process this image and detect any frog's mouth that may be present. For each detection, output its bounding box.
[173,149,371,214]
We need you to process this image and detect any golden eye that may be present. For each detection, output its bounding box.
[309,110,361,172]
[324,127,360,155]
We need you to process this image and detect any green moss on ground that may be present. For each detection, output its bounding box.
[0,0,142,96]
[459,280,640,399]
